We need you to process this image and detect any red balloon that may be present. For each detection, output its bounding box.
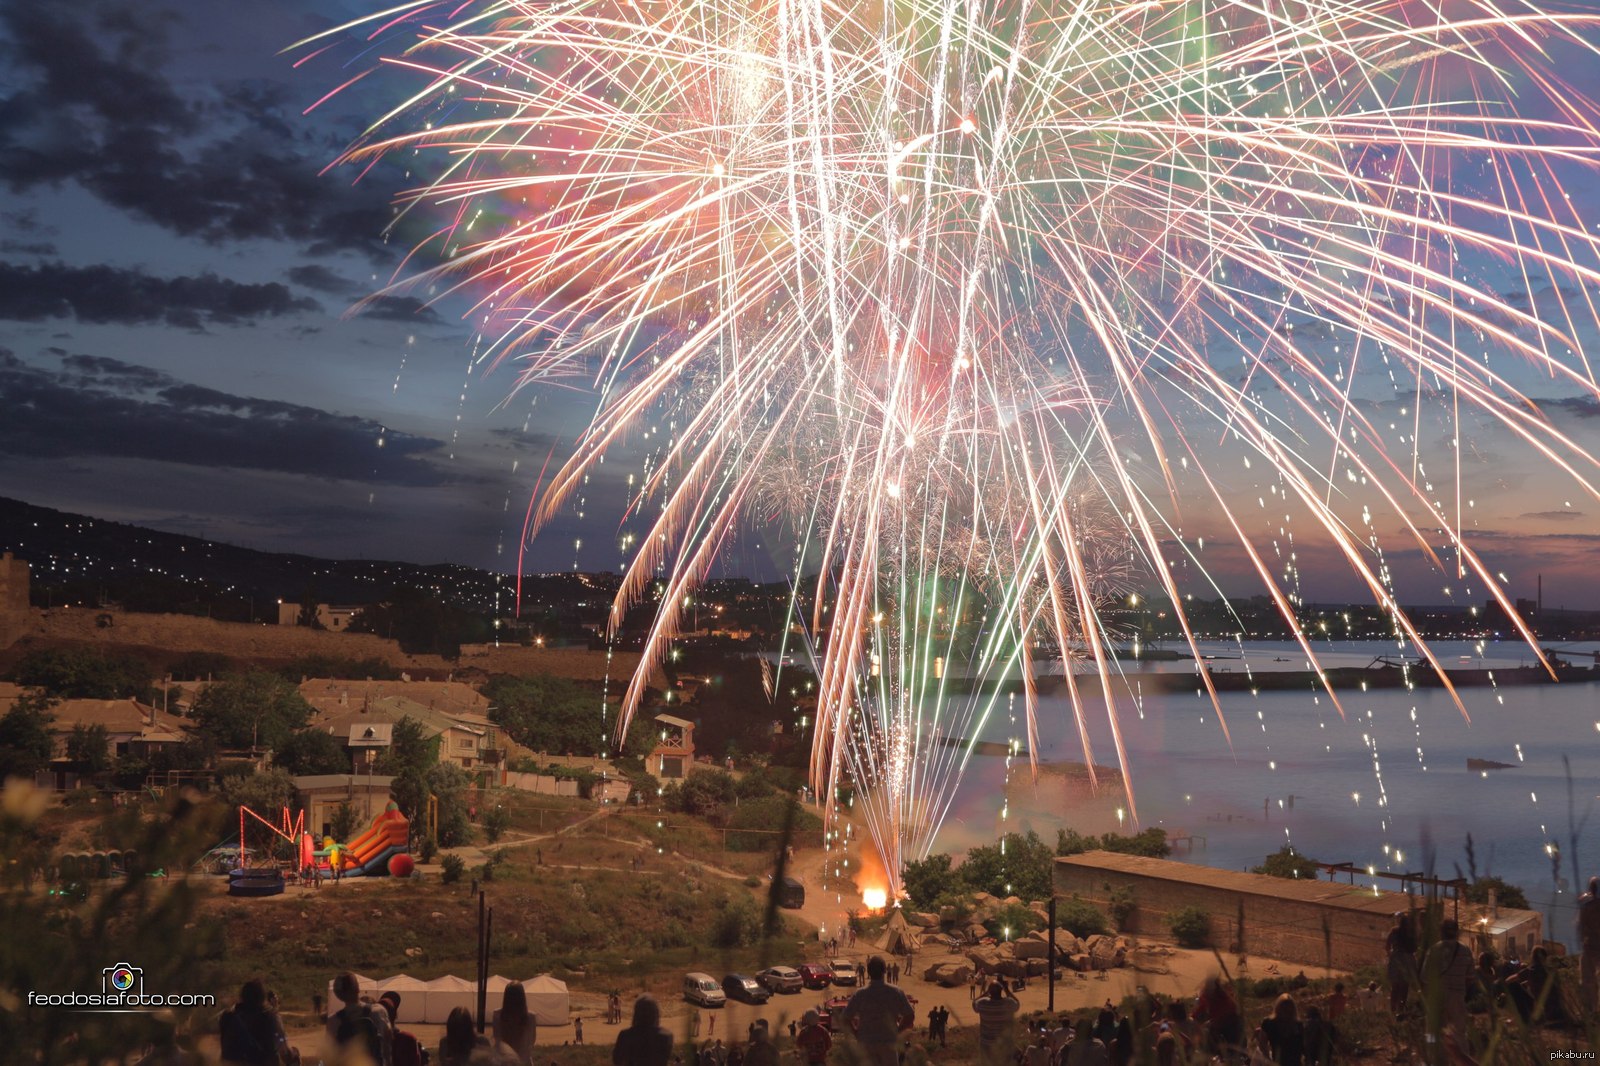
[387,853,415,878]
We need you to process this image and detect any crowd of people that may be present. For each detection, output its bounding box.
[162,882,1600,1066]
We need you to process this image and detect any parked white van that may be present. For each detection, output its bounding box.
[683,972,726,1007]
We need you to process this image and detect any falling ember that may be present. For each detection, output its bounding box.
[301,0,1600,893]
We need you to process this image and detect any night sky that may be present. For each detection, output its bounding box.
[3,0,1600,606]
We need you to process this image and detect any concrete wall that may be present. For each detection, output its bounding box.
[502,772,581,797]
[0,553,29,649]
[1056,860,1393,970]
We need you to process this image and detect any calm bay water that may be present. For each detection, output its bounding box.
[940,640,1600,948]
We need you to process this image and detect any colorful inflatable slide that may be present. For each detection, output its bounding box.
[335,804,410,876]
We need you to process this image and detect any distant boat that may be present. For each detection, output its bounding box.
[1467,758,1517,771]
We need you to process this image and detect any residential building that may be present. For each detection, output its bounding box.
[36,698,189,790]
[291,773,396,839]
[277,602,365,630]
[308,694,502,774]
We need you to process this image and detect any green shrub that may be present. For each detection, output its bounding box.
[482,804,511,843]
[1055,895,1109,938]
[417,836,438,864]
[1106,884,1135,931]
[1167,905,1211,948]
[984,901,1043,941]
[440,853,465,884]
[711,894,764,947]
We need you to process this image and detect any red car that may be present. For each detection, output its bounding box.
[798,963,832,990]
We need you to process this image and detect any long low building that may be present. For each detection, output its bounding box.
[1055,851,1542,971]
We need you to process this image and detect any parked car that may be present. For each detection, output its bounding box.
[756,966,803,994]
[820,995,852,1031]
[797,963,833,990]
[829,960,859,987]
[683,973,725,1007]
[721,974,771,1005]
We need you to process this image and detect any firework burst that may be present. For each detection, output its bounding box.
[300,0,1600,895]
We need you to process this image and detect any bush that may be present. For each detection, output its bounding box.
[710,894,765,947]
[1055,895,1110,938]
[482,804,511,843]
[725,795,822,851]
[417,836,438,864]
[984,901,1043,941]
[1167,906,1211,948]
[479,850,506,883]
[1106,884,1136,931]
[440,853,465,884]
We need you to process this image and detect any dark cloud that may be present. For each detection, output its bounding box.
[0,349,464,486]
[288,264,357,295]
[0,3,400,260]
[352,294,441,324]
[0,262,319,329]
[1518,510,1586,521]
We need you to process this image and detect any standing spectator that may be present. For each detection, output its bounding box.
[796,1011,832,1066]
[1022,1028,1053,1066]
[743,1021,778,1066]
[1423,918,1476,1046]
[1256,994,1304,1066]
[575,1017,585,1045]
[1062,1019,1109,1066]
[1386,911,1418,1017]
[1507,945,1569,1024]
[1193,976,1242,1054]
[1579,876,1600,1015]
[493,981,538,1065]
[1153,1031,1177,1066]
[1301,1005,1333,1066]
[219,979,294,1066]
[377,993,424,1066]
[327,973,392,1066]
[839,956,915,1066]
[437,1007,489,1066]
[613,996,674,1066]
[972,981,1021,1059]
[1324,982,1347,1026]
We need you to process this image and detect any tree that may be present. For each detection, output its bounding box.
[167,652,234,682]
[9,649,154,702]
[296,585,325,630]
[221,768,297,816]
[427,762,474,846]
[274,729,349,776]
[1463,875,1529,911]
[675,769,737,816]
[483,674,620,755]
[330,802,361,843]
[1254,845,1321,880]
[377,716,438,777]
[959,830,1055,900]
[191,671,313,752]
[902,853,960,911]
[349,589,490,658]
[65,724,111,775]
[0,694,56,782]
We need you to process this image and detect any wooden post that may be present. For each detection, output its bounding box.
[477,890,488,1031]
[1047,896,1057,1013]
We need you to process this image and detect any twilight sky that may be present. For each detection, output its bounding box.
[2,0,1600,607]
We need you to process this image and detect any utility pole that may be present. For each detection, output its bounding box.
[1047,896,1057,1013]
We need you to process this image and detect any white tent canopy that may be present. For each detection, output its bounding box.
[326,974,569,1027]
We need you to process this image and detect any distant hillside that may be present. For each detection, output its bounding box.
[0,496,617,624]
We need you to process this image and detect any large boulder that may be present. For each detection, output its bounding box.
[992,957,1026,978]
[965,946,1003,972]
[1051,931,1084,956]
[1024,957,1049,977]
[926,960,974,986]
[1028,902,1051,924]
[965,923,991,942]
[907,911,942,929]
[1068,953,1093,973]
[1012,937,1049,960]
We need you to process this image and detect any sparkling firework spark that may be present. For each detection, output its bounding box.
[300,0,1600,895]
